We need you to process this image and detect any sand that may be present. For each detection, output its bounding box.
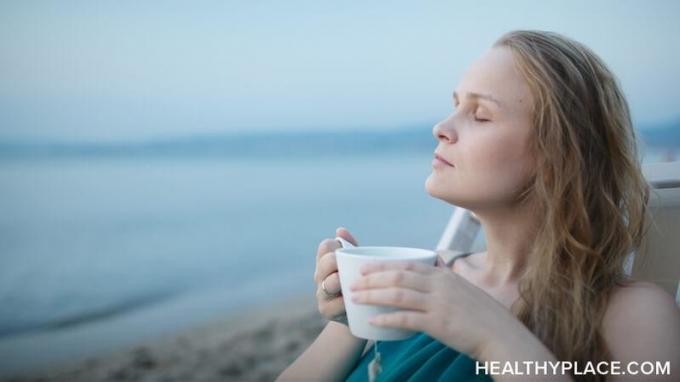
[1,294,327,382]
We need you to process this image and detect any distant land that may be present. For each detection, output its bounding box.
[0,120,677,160]
[0,127,434,160]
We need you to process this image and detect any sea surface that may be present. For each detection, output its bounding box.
[0,143,673,374]
[0,150,462,374]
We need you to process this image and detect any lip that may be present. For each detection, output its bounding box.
[433,153,454,167]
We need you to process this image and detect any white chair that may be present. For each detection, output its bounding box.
[436,161,680,304]
[630,161,680,304]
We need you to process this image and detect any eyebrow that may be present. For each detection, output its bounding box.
[453,91,502,107]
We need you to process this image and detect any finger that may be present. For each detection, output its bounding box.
[315,251,337,284]
[317,238,340,260]
[335,227,359,246]
[352,287,429,312]
[326,295,345,313]
[369,310,427,332]
[350,270,430,293]
[322,272,342,295]
[360,260,437,276]
[317,293,344,317]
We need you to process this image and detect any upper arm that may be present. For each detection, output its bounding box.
[603,282,680,381]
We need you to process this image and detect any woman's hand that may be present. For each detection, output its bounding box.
[314,227,359,327]
[348,260,527,360]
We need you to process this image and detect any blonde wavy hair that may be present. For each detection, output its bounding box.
[494,31,652,381]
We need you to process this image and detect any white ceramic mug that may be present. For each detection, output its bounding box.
[335,240,437,340]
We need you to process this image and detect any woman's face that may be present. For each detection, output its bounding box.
[425,46,536,210]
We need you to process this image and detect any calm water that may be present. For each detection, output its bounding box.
[0,151,461,371]
[0,146,671,374]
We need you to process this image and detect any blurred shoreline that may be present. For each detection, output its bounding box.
[0,266,315,376]
[0,292,324,382]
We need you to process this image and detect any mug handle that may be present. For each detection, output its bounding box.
[335,236,356,249]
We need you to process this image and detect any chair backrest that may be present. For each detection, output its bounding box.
[630,161,680,304]
[436,161,680,305]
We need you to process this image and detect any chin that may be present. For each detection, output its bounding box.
[425,175,454,202]
[425,175,475,208]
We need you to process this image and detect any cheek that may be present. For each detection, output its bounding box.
[426,135,534,206]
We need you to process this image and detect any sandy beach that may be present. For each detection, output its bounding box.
[1,294,326,382]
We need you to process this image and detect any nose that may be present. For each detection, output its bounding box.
[432,117,457,144]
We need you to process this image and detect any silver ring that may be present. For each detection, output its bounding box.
[321,279,340,298]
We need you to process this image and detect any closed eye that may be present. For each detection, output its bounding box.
[474,107,491,122]
[453,102,491,122]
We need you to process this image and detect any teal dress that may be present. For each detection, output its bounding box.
[345,252,493,382]
[345,332,493,382]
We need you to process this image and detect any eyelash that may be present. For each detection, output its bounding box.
[454,103,490,123]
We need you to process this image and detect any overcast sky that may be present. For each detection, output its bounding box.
[1,0,678,142]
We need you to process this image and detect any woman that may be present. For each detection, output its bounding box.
[277,30,680,381]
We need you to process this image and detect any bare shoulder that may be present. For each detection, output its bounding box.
[603,281,680,365]
[604,281,679,324]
